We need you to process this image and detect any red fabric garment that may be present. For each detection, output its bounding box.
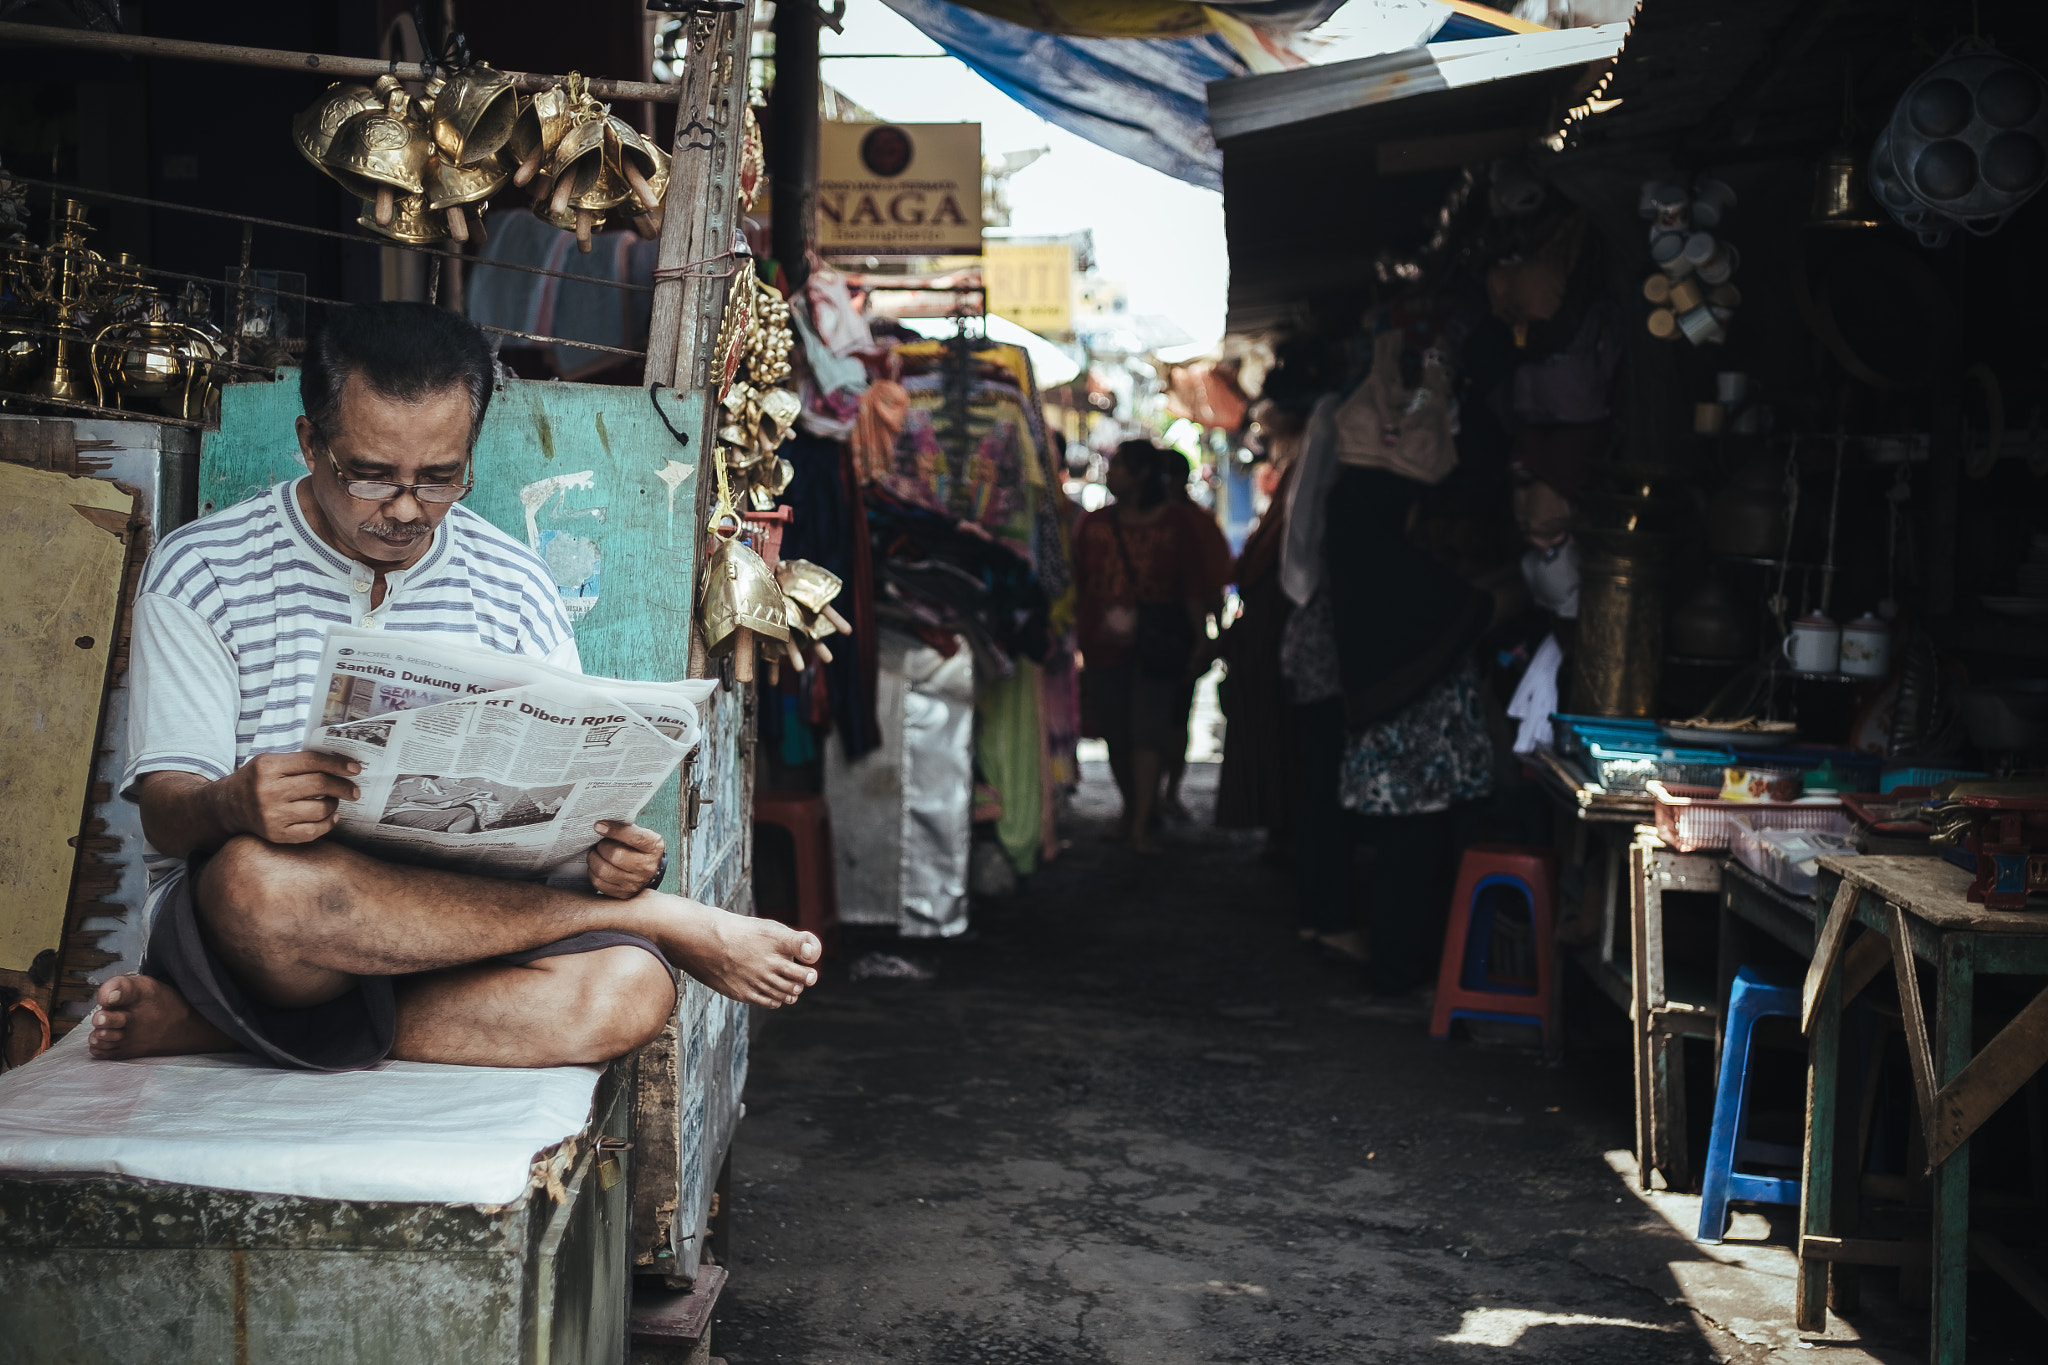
[1170,499,1235,593]
[849,380,910,485]
[1072,505,1202,668]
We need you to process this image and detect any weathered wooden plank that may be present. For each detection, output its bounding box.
[1891,902,1940,1149]
[1925,984,2048,1168]
[1801,1234,1930,1267]
[0,464,133,974]
[1819,854,2046,933]
[1929,933,1974,1364]
[1802,881,1861,1034]
[1797,941,1843,1333]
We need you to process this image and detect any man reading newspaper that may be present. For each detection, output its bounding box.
[88,302,819,1072]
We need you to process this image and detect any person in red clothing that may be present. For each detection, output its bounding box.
[1073,442,1209,853]
[1154,448,1234,820]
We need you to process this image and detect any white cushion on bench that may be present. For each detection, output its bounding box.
[0,1030,601,1205]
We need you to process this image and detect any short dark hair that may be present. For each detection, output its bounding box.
[1113,439,1170,509]
[301,302,495,447]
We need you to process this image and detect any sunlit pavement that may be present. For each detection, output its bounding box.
[708,762,1937,1364]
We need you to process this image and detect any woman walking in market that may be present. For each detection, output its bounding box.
[1073,441,1209,854]
[1282,325,1512,995]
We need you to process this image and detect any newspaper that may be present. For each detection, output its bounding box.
[303,626,716,879]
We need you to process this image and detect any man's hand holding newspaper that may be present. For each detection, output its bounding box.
[302,626,716,883]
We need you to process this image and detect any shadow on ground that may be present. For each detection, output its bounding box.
[711,764,1933,1364]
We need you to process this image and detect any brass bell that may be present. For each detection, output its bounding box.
[430,63,521,167]
[293,81,383,173]
[698,534,791,653]
[428,153,511,244]
[777,559,845,618]
[609,119,665,212]
[631,143,671,236]
[357,192,449,245]
[758,386,801,448]
[530,193,607,254]
[325,79,432,228]
[505,84,579,189]
[545,115,627,216]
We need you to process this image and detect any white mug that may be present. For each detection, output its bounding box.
[1840,613,1891,679]
[1782,613,1840,674]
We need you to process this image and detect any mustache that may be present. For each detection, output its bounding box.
[359,520,430,541]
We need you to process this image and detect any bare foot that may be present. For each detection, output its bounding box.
[87,974,238,1060]
[657,897,821,1009]
[1130,832,1164,856]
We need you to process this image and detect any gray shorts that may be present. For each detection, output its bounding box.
[141,857,673,1072]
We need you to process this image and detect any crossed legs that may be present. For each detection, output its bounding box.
[89,835,820,1067]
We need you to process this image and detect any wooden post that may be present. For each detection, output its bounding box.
[633,1,758,1287]
[1796,881,1846,1332]
[769,0,820,286]
[1929,933,1974,1364]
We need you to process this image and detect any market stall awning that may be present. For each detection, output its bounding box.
[876,0,1530,189]
[1207,21,1630,144]
[1209,18,1633,330]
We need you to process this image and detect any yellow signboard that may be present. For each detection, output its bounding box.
[985,243,1074,333]
[818,123,982,257]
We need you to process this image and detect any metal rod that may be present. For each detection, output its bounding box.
[0,321,275,374]
[0,20,685,104]
[20,250,647,360]
[6,176,654,293]
[0,389,207,429]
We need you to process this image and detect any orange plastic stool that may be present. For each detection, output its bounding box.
[1429,844,1556,1047]
[752,790,840,956]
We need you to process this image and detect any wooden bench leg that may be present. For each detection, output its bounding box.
[1929,936,1973,1365]
[1798,949,1843,1332]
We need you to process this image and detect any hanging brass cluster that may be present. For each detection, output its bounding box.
[713,261,799,511]
[294,68,668,252]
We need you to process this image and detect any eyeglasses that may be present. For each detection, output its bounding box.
[321,440,472,505]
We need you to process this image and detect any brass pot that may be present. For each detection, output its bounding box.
[1571,534,1665,717]
[90,318,217,420]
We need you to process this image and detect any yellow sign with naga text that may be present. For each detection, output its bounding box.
[818,123,982,257]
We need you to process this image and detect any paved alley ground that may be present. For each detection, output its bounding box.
[709,764,2006,1364]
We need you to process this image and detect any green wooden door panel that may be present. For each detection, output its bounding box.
[198,371,706,891]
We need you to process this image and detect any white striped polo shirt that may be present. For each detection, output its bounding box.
[124,475,580,891]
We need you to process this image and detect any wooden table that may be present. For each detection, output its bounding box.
[1526,746,1653,1019]
[1628,831,1722,1193]
[1802,855,2048,1362]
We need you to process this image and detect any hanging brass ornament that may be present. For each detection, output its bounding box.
[324,80,434,228]
[357,192,450,245]
[427,152,510,244]
[293,81,384,172]
[429,63,521,167]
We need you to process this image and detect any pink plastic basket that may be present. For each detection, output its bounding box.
[1646,781,1848,853]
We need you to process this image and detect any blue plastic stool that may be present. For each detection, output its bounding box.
[1697,966,1803,1243]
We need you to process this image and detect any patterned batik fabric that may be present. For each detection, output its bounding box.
[1279,589,1342,706]
[1337,660,1495,816]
